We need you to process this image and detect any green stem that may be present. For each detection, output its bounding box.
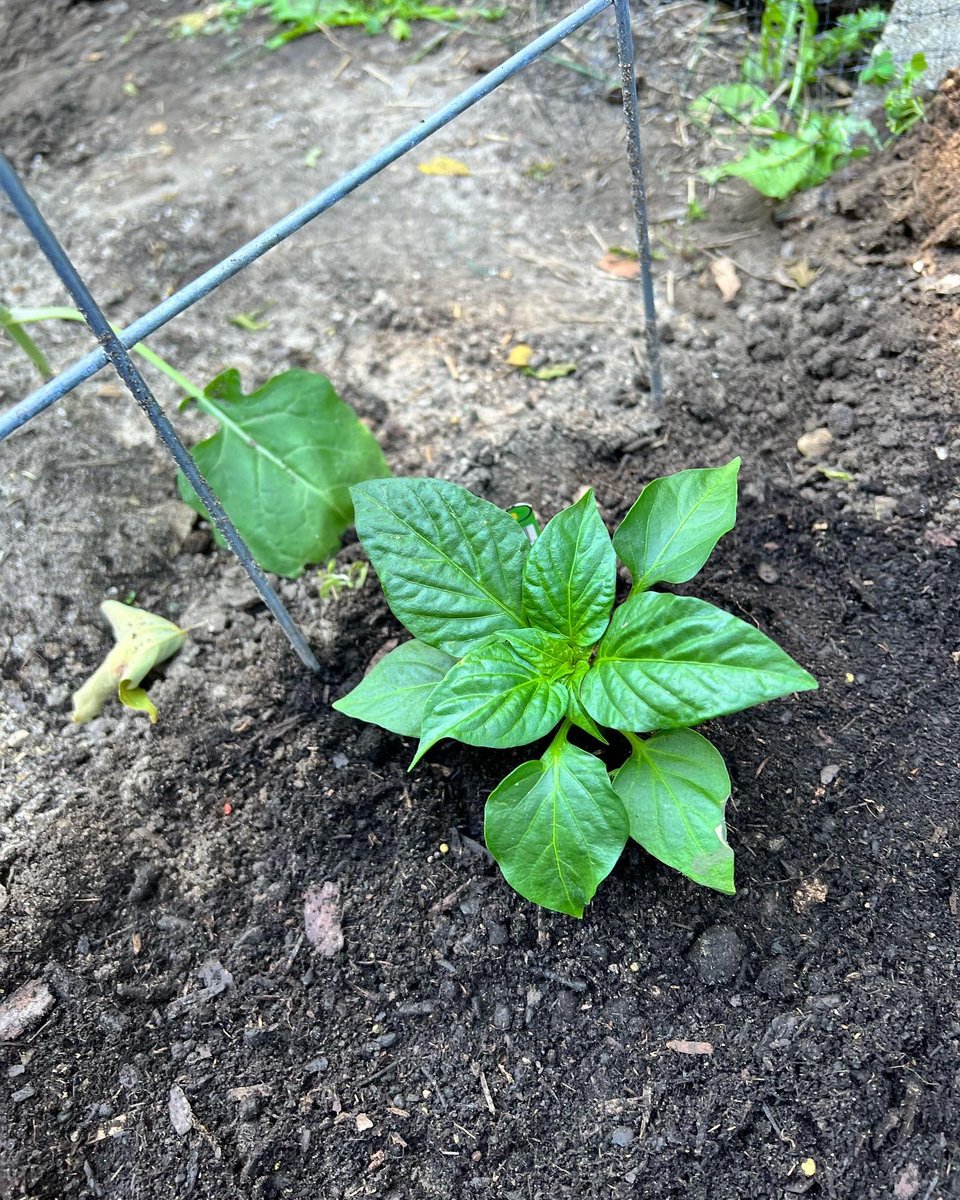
[545,718,573,760]
[7,306,210,412]
[0,304,53,380]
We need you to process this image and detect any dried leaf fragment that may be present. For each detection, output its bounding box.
[304,881,344,957]
[71,602,186,725]
[418,156,470,177]
[0,979,56,1042]
[356,1112,374,1132]
[709,256,741,303]
[169,1084,194,1136]
[784,259,819,289]
[597,253,640,279]
[666,1039,714,1056]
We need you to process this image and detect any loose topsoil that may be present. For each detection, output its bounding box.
[1,3,958,1198]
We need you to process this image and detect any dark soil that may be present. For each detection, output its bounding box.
[1,3,958,1198]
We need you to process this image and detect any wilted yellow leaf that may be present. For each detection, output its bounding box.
[71,601,186,724]
[506,344,534,367]
[418,156,470,177]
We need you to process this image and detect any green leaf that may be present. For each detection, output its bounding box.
[351,477,529,656]
[118,680,159,724]
[333,639,456,738]
[412,629,572,765]
[178,369,390,578]
[522,489,616,646]
[613,459,740,592]
[614,730,734,894]
[484,734,629,917]
[566,662,608,744]
[703,133,820,199]
[522,362,577,380]
[690,83,769,122]
[581,591,818,732]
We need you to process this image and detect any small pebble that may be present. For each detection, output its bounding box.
[688,925,745,986]
[611,1126,635,1148]
[757,563,779,585]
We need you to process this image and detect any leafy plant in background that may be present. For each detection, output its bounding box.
[334,463,818,916]
[212,0,503,44]
[692,0,927,199]
[1,308,390,579]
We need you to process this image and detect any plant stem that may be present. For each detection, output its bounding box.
[8,306,212,413]
[0,304,53,380]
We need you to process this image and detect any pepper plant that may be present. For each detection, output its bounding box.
[334,462,817,916]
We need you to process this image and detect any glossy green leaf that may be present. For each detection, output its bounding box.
[613,460,740,592]
[351,477,528,656]
[522,489,616,646]
[614,730,734,894]
[412,629,571,765]
[565,661,608,744]
[484,735,629,917]
[581,591,817,732]
[178,369,390,578]
[332,639,456,738]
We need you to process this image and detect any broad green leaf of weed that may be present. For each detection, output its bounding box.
[178,369,390,579]
[614,729,734,894]
[582,591,817,732]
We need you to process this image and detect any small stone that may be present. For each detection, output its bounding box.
[826,402,856,436]
[688,925,745,986]
[797,428,832,459]
[873,495,897,522]
[492,1004,512,1031]
[127,864,160,904]
[757,562,779,585]
[238,1095,264,1122]
[168,1085,193,1136]
[611,1126,635,1148]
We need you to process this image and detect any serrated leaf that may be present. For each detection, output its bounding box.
[351,477,528,656]
[333,639,456,738]
[581,591,817,732]
[72,601,186,724]
[614,730,734,893]
[178,369,390,578]
[703,133,819,199]
[484,737,629,917]
[690,82,769,122]
[412,629,572,766]
[613,459,740,592]
[522,489,616,646]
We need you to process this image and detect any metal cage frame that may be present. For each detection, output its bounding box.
[0,0,661,670]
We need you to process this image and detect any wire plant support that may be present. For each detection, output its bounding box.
[0,0,662,670]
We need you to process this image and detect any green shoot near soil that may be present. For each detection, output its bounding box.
[217,0,503,44]
[2,308,390,579]
[693,0,927,199]
[334,463,818,916]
